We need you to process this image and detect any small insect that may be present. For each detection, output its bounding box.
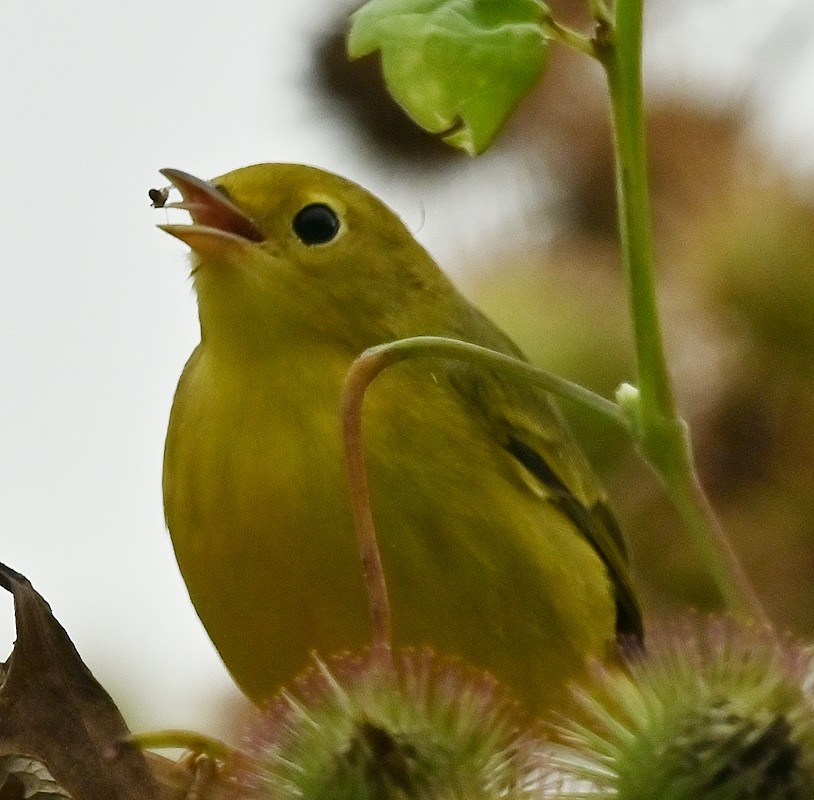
[149,186,170,208]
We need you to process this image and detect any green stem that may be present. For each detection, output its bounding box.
[665,445,770,628]
[589,0,612,24]
[599,0,767,625]
[540,13,594,57]
[354,337,628,428]
[598,0,674,430]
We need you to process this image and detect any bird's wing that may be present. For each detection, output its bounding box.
[442,315,643,643]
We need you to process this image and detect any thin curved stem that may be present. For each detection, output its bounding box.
[541,14,595,57]
[358,337,628,426]
[341,350,393,652]
[340,335,631,653]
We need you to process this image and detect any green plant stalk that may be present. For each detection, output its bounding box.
[356,338,627,425]
[663,436,770,629]
[599,2,673,428]
[596,0,767,624]
[539,10,594,57]
[589,0,612,24]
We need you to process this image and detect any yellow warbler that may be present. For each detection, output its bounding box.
[159,164,642,713]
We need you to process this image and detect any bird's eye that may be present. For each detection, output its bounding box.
[292,203,340,245]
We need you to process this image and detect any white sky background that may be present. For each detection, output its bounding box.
[1,0,813,738]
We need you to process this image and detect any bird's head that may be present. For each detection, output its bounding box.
[158,164,452,357]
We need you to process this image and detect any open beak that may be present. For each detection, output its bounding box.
[156,168,264,252]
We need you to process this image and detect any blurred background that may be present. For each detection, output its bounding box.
[2,0,814,739]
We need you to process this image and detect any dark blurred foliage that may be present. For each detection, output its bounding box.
[312,3,814,636]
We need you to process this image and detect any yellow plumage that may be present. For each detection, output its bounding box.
[159,164,641,713]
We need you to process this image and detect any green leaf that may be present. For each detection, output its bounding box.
[348,0,549,155]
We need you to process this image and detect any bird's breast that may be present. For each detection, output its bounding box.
[162,346,371,699]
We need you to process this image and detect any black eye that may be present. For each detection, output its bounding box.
[292,203,340,245]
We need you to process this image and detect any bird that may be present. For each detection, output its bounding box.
[158,163,642,714]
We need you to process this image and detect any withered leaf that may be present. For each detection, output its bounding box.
[0,754,71,800]
[0,562,160,800]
